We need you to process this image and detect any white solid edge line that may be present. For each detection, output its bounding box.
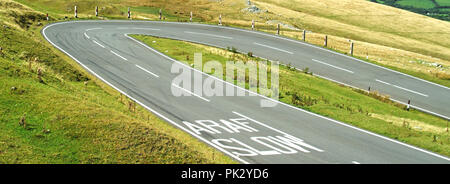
[375,79,428,97]
[110,50,128,61]
[254,42,293,54]
[315,74,450,120]
[55,20,450,90]
[42,21,450,162]
[171,84,210,102]
[135,64,159,78]
[92,40,105,48]
[352,161,361,164]
[123,24,450,121]
[84,32,90,39]
[124,33,450,162]
[184,31,233,39]
[42,22,249,164]
[312,59,354,74]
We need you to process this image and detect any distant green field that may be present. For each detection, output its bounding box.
[372,0,450,21]
[436,0,450,6]
[397,0,436,9]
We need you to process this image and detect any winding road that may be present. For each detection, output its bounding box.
[42,20,450,164]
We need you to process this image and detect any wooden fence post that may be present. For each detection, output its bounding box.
[302,30,306,41]
[277,24,280,35]
[350,41,354,56]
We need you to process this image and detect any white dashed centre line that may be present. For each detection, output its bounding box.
[110,50,128,61]
[253,42,294,54]
[184,31,233,39]
[312,59,354,74]
[135,64,159,78]
[172,84,210,102]
[375,79,428,97]
[85,27,102,31]
[92,40,105,48]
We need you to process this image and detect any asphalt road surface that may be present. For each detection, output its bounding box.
[42,20,450,164]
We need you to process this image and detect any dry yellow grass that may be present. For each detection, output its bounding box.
[370,113,447,134]
[14,0,450,82]
[125,0,450,81]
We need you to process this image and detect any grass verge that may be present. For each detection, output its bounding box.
[132,34,450,157]
[0,0,235,164]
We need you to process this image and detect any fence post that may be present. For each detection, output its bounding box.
[350,41,354,56]
[74,6,78,18]
[277,24,280,35]
[302,30,306,41]
[324,35,327,47]
[407,100,410,111]
[252,19,255,30]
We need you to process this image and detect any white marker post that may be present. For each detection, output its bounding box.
[324,35,328,47]
[128,7,131,19]
[74,6,78,18]
[95,6,98,17]
[159,9,162,20]
[252,19,255,30]
[190,11,193,22]
[219,14,222,25]
[46,13,49,21]
[302,30,306,41]
[407,100,411,111]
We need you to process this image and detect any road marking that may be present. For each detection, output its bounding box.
[352,161,360,164]
[172,83,210,102]
[232,111,324,153]
[312,59,354,74]
[232,111,289,136]
[184,31,233,39]
[253,42,293,54]
[44,23,249,164]
[110,50,128,61]
[131,27,160,31]
[135,64,159,78]
[40,22,450,164]
[124,33,450,162]
[375,79,428,97]
[86,27,102,31]
[84,32,90,39]
[92,40,105,48]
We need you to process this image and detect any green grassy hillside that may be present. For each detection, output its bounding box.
[0,0,235,164]
[13,0,450,88]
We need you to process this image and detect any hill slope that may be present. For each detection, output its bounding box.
[0,0,234,164]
